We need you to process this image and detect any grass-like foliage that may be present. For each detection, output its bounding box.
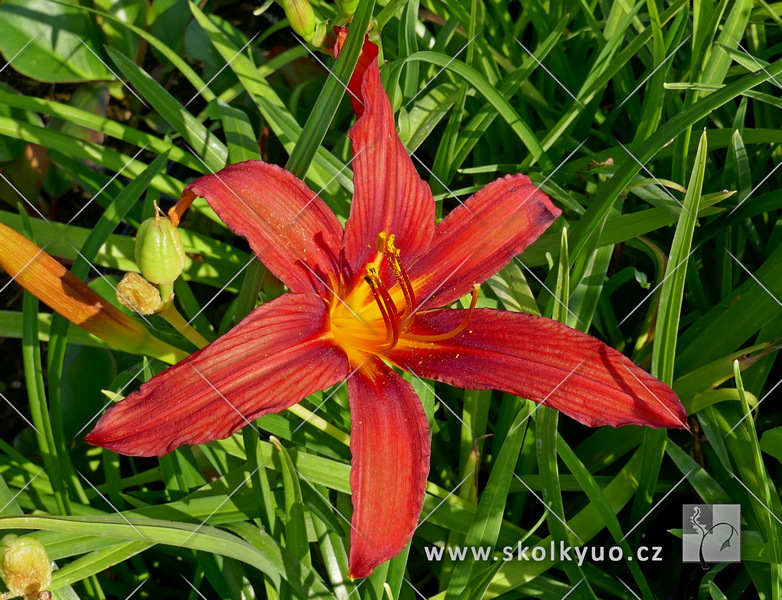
[0,1,781,599]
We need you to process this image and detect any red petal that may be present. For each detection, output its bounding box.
[408,174,560,309]
[347,357,430,578]
[341,41,435,281]
[333,29,376,120]
[181,161,343,296]
[391,309,687,429]
[86,294,349,456]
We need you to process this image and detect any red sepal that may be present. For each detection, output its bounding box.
[86,294,349,456]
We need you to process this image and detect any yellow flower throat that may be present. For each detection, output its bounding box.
[330,232,479,358]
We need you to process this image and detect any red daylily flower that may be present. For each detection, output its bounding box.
[86,38,687,579]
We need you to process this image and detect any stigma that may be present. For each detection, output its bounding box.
[330,231,480,355]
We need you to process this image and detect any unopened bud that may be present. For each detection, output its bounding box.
[134,210,186,286]
[311,20,327,47]
[0,534,52,599]
[278,0,325,46]
[335,0,359,17]
[116,272,165,315]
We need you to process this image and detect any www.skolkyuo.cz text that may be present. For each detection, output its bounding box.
[424,541,664,565]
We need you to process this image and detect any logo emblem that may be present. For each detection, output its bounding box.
[682,504,740,567]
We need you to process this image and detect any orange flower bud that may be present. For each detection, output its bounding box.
[0,222,187,364]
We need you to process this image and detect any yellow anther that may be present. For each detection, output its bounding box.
[365,263,380,283]
[375,231,388,253]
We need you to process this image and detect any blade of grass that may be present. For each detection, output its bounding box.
[19,209,70,517]
[627,131,704,556]
[733,363,782,598]
[570,57,782,272]
[652,130,706,384]
[284,0,376,180]
[105,47,228,172]
[558,439,654,598]
[443,402,531,599]
[271,438,311,571]
[536,228,596,597]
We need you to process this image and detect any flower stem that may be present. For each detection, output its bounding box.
[286,404,350,446]
[158,302,210,349]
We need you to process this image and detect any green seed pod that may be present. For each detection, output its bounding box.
[0,534,52,599]
[134,213,186,285]
[116,272,165,315]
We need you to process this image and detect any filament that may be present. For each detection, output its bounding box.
[405,285,480,343]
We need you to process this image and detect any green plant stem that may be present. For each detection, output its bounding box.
[286,405,350,446]
[158,302,210,349]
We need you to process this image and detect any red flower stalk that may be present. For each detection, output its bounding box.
[87,38,687,579]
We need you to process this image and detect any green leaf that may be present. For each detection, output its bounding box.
[93,0,147,59]
[0,0,112,82]
[760,427,782,463]
[105,46,228,172]
[217,100,261,163]
[652,130,706,384]
[271,437,311,570]
[444,403,530,599]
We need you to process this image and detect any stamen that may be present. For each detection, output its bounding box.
[380,233,417,325]
[390,254,417,325]
[376,280,401,346]
[405,285,480,343]
[364,275,394,347]
[364,266,400,349]
[375,231,388,253]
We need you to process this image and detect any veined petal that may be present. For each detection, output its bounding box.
[0,222,185,364]
[86,294,349,456]
[334,29,375,120]
[342,41,435,279]
[407,175,560,309]
[391,309,687,429]
[180,161,343,296]
[347,356,430,579]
